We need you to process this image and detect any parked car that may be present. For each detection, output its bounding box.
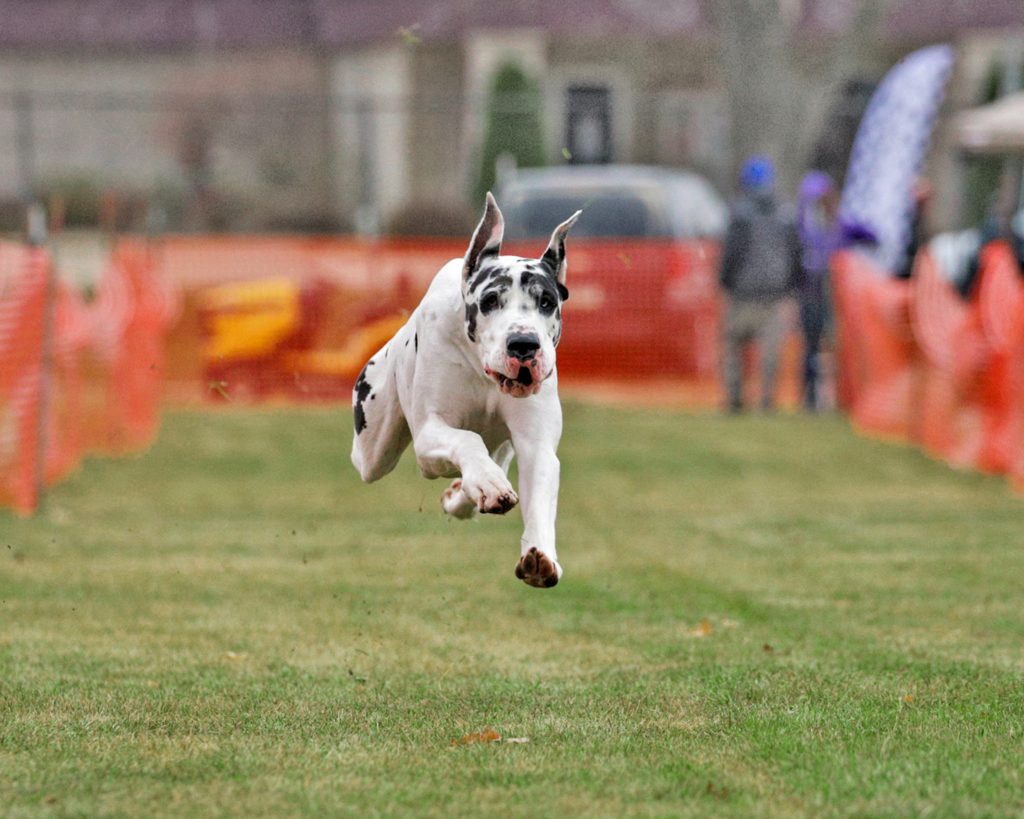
[496,165,727,378]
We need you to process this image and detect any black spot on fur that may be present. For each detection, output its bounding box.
[478,275,512,315]
[465,302,478,341]
[519,271,561,316]
[353,360,374,434]
[469,261,503,294]
[414,333,418,352]
[542,236,566,271]
[535,257,569,301]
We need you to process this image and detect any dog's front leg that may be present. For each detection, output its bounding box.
[509,422,562,588]
[414,416,518,514]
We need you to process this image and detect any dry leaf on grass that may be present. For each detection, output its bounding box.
[451,729,501,746]
[688,619,713,638]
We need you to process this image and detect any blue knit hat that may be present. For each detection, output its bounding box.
[740,155,776,192]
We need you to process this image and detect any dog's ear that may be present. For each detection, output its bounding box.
[464,192,504,278]
[541,209,582,293]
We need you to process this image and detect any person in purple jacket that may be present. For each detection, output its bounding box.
[796,171,843,412]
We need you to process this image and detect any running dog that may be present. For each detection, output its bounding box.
[350,193,580,588]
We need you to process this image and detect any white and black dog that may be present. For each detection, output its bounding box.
[351,193,580,588]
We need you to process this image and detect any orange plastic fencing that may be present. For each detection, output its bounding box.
[154,235,732,403]
[975,242,1024,487]
[832,250,921,441]
[45,281,91,485]
[834,243,1024,494]
[152,236,445,401]
[0,244,49,514]
[0,239,176,515]
[96,242,180,453]
[910,249,989,467]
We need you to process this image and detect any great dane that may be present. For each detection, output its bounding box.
[350,193,580,588]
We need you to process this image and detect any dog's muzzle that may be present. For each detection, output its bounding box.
[484,332,548,397]
[507,332,541,361]
[486,359,546,398]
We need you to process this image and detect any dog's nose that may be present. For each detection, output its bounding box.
[507,333,541,361]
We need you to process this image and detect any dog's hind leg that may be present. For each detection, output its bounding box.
[351,346,412,483]
[441,440,514,519]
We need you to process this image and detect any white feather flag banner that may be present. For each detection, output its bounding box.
[839,44,955,275]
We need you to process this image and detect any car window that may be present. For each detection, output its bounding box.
[501,190,672,239]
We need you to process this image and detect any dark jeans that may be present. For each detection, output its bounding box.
[799,295,831,410]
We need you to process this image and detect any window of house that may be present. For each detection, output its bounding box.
[565,85,613,164]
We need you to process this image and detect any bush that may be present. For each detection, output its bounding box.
[475,62,545,203]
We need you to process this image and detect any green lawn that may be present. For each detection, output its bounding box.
[1,405,1022,817]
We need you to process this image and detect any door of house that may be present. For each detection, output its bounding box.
[565,85,612,164]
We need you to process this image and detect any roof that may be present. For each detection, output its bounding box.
[314,0,708,46]
[0,0,318,49]
[0,0,707,49]
[0,0,1020,51]
[885,0,1024,40]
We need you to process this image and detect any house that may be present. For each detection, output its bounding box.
[0,0,1020,233]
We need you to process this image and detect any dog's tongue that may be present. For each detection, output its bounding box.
[516,368,533,386]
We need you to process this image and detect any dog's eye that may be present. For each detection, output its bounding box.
[480,292,500,313]
[539,294,555,311]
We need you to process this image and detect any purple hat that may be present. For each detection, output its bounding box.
[799,171,835,203]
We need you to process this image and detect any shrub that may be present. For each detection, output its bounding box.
[475,62,545,203]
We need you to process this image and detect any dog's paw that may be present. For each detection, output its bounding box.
[461,470,518,515]
[441,479,477,519]
[514,547,561,588]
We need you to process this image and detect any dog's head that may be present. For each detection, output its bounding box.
[462,192,580,398]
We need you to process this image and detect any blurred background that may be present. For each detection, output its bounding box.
[2,0,1024,512]
[0,0,1018,236]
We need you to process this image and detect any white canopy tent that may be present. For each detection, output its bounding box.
[955,91,1024,154]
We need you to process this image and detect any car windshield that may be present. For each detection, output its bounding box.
[501,189,671,239]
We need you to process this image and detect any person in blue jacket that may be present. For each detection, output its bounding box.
[719,155,802,413]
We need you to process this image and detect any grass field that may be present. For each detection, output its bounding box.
[2,404,1023,817]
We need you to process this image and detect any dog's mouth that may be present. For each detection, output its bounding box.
[486,362,544,397]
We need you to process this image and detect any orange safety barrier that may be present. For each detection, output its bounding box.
[158,236,453,401]
[832,250,922,441]
[910,250,989,468]
[0,238,176,515]
[154,235,728,403]
[834,242,1024,495]
[0,244,49,514]
[44,281,92,485]
[976,242,1024,477]
[80,242,178,454]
